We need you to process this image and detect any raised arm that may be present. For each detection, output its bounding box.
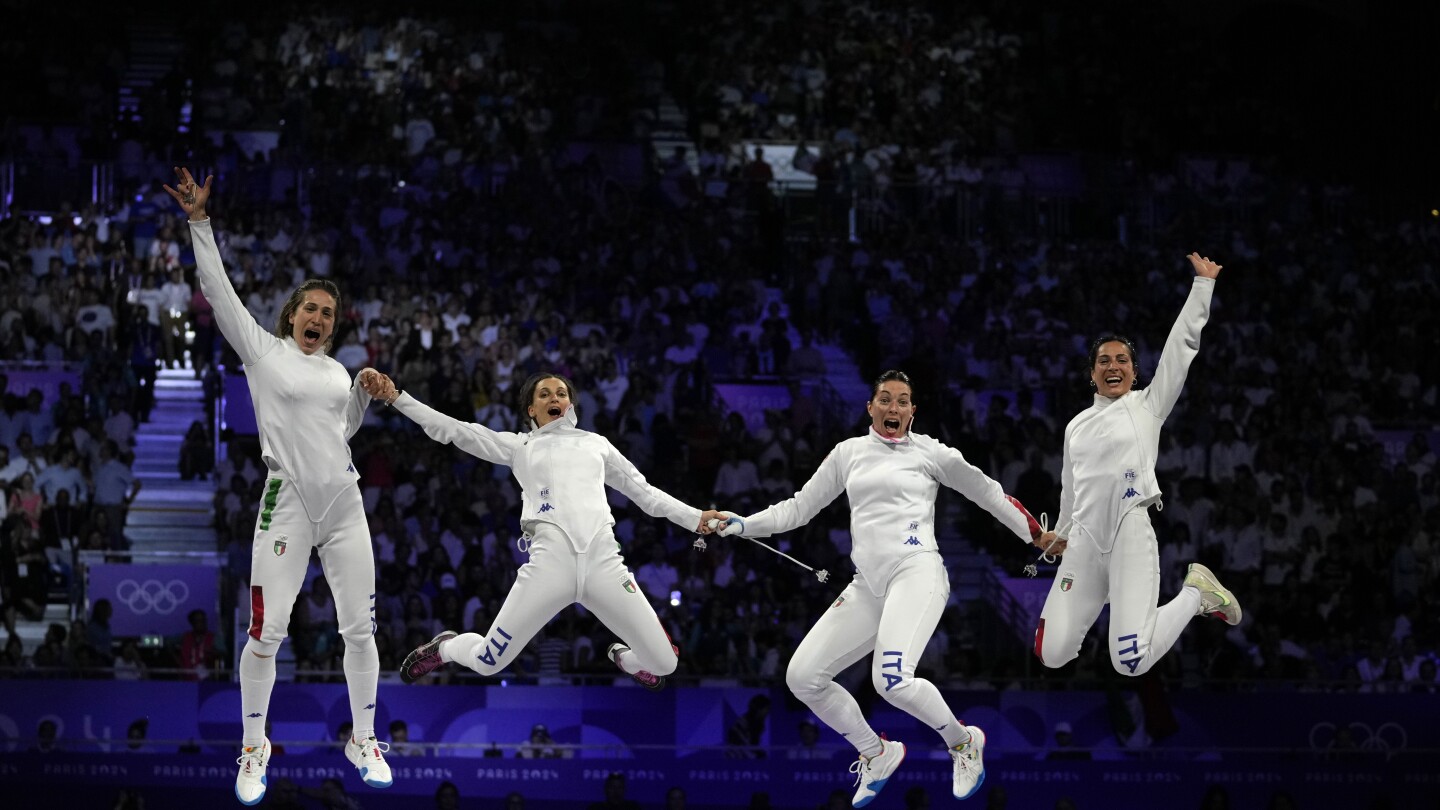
[165,168,277,366]
[928,437,1042,546]
[363,372,522,465]
[602,440,706,533]
[1142,253,1220,421]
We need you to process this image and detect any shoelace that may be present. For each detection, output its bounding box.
[236,746,265,770]
[355,739,391,760]
[848,756,869,786]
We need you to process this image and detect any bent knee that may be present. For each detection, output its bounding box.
[1035,641,1077,670]
[1111,658,1151,677]
[651,649,679,677]
[786,662,825,697]
[244,637,281,657]
[340,632,376,652]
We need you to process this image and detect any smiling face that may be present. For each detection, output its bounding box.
[527,376,572,427]
[287,289,337,355]
[867,380,915,440]
[1090,339,1135,398]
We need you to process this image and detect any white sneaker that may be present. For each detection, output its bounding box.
[950,725,987,799]
[1185,563,1242,625]
[345,736,393,789]
[234,738,270,806]
[849,735,905,808]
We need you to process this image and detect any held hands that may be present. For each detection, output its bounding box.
[359,368,399,405]
[1034,530,1067,558]
[704,511,745,537]
[696,509,726,535]
[162,167,214,221]
[693,510,741,552]
[1187,252,1222,279]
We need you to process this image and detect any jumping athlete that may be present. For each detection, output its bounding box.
[712,370,1048,806]
[364,372,723,690]
[1033,253,1242,681]
[164,168,393,805]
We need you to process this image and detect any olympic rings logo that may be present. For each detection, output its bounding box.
[114,579,191,615]
[1309,721,1408,759]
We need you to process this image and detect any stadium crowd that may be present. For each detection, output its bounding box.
[1,4,1437,712]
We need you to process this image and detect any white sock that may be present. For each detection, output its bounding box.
[343,640,380,743]
[1151,587,1203,660]
[239,642,276,748]
[797,681,882,759]
[441,633,482,666]
[946,725,973,749]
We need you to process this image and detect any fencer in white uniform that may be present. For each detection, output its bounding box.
[166,169,392,806]
[370,372,722,690]
[713,370,1048,806]
[1034,253,1242,682]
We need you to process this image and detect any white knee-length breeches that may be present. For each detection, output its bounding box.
[1034,510,1194,676]
[247,477,376,651]
[452,525,678,677]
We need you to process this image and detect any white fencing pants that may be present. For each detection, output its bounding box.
[1034,510,1200,676]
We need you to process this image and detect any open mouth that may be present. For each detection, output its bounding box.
[883,418,901,431]
[548,405,562,417]
[304,329,321,342]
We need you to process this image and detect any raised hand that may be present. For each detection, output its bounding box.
[162,167,214,221]
[1186,252,1222,279]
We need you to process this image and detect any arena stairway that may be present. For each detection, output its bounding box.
[126,367,216,555]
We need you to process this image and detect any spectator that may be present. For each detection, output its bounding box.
[30,719,61,753]
[434,781,461,810]
[124,718,154,753]
[787,718,830,761]
[389,719,424,757]
[159,267,192,369]
[1044,722,1091,761]
[726,694,771,759]
[517,724,567,759]
[586,772,640,810]
[92,440,141,548]
[178,609,220,680]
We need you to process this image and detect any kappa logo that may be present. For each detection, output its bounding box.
[247,713,263,718]
[623,580,636,594]
[345,463,355,473]
[904,536,921,546]
[538,503,555,513]
[273,536,288,557]
[1122,488,1140,499]
[1061,574,1074,592]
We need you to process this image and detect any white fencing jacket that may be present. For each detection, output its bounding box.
[1055,276,1215,553]
[392,394,702,552]
[190,219,370,522]
[741,428,1040,596]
